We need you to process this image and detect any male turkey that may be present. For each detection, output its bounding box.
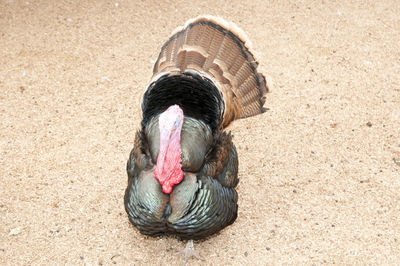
[124,15,268,249]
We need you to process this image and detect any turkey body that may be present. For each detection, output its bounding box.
[124,16,268,240]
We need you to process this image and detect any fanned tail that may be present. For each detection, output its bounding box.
[147,15,268,129]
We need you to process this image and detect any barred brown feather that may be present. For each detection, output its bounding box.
[151,16,268,128]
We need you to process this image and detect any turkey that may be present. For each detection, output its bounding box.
[124,16,268,244]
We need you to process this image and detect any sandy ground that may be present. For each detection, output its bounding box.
[1,0,399,265]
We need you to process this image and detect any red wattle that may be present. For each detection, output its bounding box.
[154,105,184,194]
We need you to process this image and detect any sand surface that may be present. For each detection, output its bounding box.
[1,0,400,265]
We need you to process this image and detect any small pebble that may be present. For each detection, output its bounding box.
[366,121,372,127]
[111,254,125,264]
[9,227,22,236]
[391,146,400,153]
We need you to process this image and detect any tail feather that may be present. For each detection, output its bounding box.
[149,15,268,128]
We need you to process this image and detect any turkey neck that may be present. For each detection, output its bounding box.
[145,113,213,186]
